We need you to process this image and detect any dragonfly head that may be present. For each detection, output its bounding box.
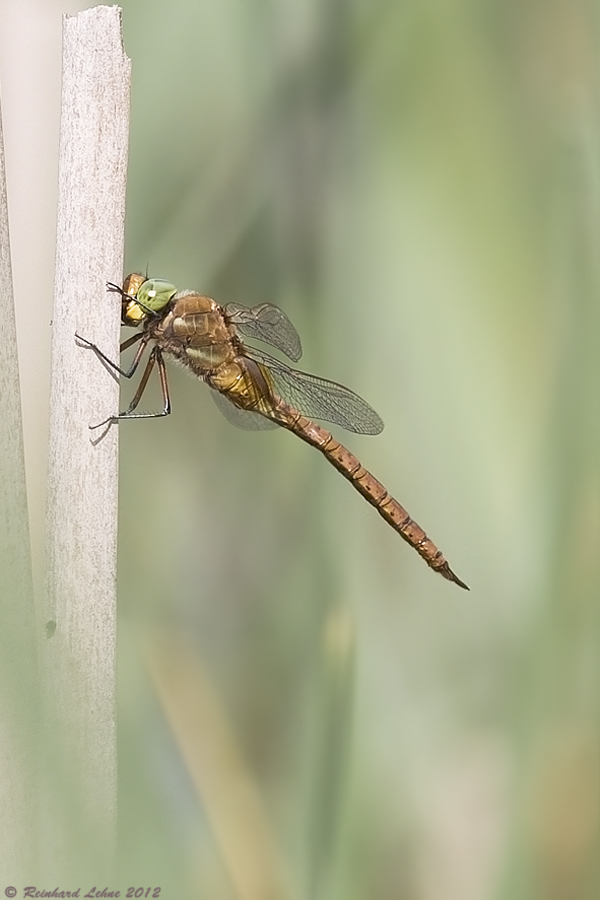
[108,273,178,326]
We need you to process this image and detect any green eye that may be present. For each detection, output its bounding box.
[137,279,177,312]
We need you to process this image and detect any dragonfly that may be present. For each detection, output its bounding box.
[76,273,468,589]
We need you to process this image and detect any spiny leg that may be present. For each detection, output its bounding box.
[90,346,172,428]
[76,330,149,379]
[119,346,171,420]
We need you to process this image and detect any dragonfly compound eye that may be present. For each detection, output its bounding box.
[137,278,178,313]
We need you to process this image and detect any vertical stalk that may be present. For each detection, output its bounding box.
[0,90,38,882]
[44,5,130,875]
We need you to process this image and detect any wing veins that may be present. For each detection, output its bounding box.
[224,302,302,361]
[247,348,384,435]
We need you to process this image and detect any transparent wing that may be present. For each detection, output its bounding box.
[248,348,384,435]
[211,389,278,430]
[224,302,302,361]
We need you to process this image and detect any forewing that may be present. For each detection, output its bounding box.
[249,349,384,435]
[224,302,302,361]
[211,388,278,430]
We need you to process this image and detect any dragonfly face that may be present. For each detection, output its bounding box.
[78,273,469,589]
[114,274,178,326]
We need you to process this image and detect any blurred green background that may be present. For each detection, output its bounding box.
[109,0,600,900]
[114,1,599,898]
[3,0,598,897]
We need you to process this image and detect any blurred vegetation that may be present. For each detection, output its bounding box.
[113,1,599,898]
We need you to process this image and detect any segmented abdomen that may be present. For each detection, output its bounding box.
[272,401,468,589]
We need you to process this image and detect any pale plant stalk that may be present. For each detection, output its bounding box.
[0,89,38,882]
[43,5,130,876]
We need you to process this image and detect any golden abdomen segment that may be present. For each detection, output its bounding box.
[272,401,469,589]
[207,357,277,417]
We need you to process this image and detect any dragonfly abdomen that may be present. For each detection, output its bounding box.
[275,402,469,590]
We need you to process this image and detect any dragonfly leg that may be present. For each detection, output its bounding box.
[76,330,149,378]
[90,346,171,428]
